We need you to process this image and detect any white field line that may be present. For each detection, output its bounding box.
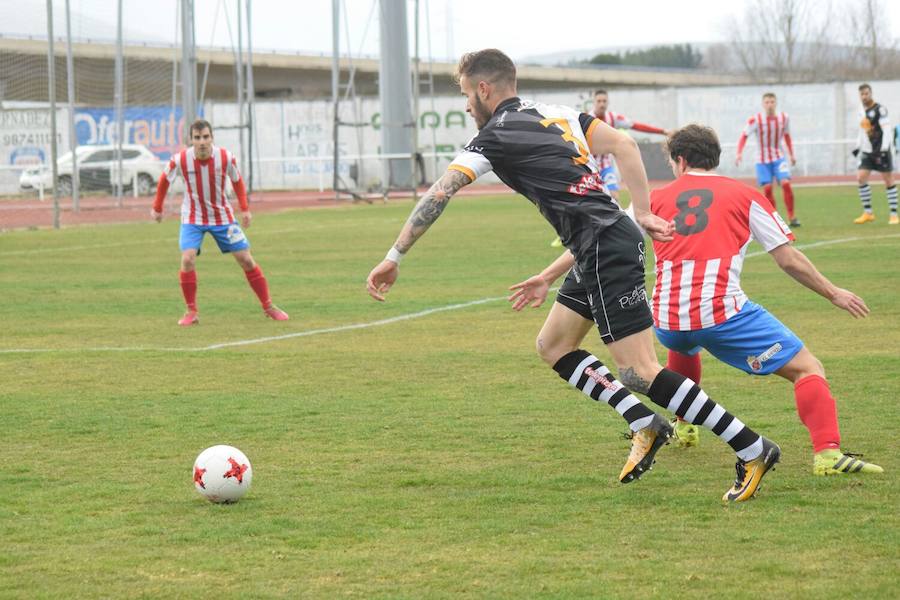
[744,233,900,258]
[1,233,898,355]
[0,241,138,256]
[0,296,509,355]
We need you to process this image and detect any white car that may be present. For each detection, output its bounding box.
[19,144,164,196]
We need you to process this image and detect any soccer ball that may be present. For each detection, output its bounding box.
[193,445,253,503]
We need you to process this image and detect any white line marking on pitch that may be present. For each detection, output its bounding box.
[0,241,139,256]
[745,233,900,258]
[0,296,508,354]
[1,233,898,354]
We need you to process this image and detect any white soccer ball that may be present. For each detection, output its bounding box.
[193,445,253,503]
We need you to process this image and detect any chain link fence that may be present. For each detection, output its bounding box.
[0,2,891,230]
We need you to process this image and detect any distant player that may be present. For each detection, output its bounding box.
[551,89,669,247]
[651,124,882,476]
[735,92,800,227]
[853,83,898,225]
[151,119,289,326]
[590,89,671,201]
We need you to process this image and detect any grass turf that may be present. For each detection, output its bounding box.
[0,185,897,598]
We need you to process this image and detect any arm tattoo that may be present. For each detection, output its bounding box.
[394,169,471,253]
[619,367,651,395]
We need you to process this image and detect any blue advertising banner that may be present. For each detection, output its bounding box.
[74,106,196,160]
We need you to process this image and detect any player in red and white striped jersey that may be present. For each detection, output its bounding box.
[653,125,881,476]
[651,161,793,333]
[162,144,241,227]
[735,92,799,226]
[590,89,670,200]
[152,119,288,326]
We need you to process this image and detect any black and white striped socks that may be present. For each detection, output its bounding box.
[887,185,898,215]
[553,350,656,432]
[553,351,764,460]
[858,184,873,213]
[648,369,763,461]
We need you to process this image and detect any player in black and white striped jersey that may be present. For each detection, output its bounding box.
[854,83,898,225]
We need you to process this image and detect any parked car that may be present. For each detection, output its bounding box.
[19,144,164,196]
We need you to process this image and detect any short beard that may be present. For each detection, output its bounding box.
[473,95,492,130]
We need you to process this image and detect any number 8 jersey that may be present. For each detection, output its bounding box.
[649,171,794,331]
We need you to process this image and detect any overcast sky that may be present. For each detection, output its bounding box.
[5,0,900,61]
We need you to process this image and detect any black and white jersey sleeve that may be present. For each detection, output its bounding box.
[448,129,502,182]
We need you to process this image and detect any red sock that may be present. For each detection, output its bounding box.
[666,351,701,422]
[244,265,271,308]
[180,270,197,311]
[781,182,795,219]
[762,184,776,211]
[666,350,702,383]
[794,374,841,453]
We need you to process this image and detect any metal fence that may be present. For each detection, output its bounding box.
[0,0,252,227]
[1,2,894,229]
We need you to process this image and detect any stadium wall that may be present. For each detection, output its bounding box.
[3,80,900,195]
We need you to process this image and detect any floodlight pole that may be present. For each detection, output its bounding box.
[64,0,79,212]
[245,0,255,192]
[412,0,420,200]
[46,0,60,229]
[180,0,197,135]
[236,2,245,172]
[378,0,414,191]
[331,0,340,197]
[114,0,124,206]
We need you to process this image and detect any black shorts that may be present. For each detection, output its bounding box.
[555,217,653,344]
[859,151,894,173]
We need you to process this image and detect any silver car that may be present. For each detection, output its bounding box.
[19,144,164,196]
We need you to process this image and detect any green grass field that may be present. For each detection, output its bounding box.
[1,186,898,599]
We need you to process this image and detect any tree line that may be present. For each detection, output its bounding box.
[587,44,702,70]
[579,0,900,83]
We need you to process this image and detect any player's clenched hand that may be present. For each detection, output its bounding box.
[366,260,399,301]
[508,274,550,311]
[636,212,675,242]
[831,288,869,319]
[734,155,742,167]
[241,211,252,229]
[151,209,163,223]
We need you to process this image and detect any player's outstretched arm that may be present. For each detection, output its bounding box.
[769,244,869,318]
[366,168,472,301]
[508,251,575,311]
[394,168,472,253]
[588,121,674,242]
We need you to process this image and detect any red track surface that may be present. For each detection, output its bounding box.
[0,175,861,231]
